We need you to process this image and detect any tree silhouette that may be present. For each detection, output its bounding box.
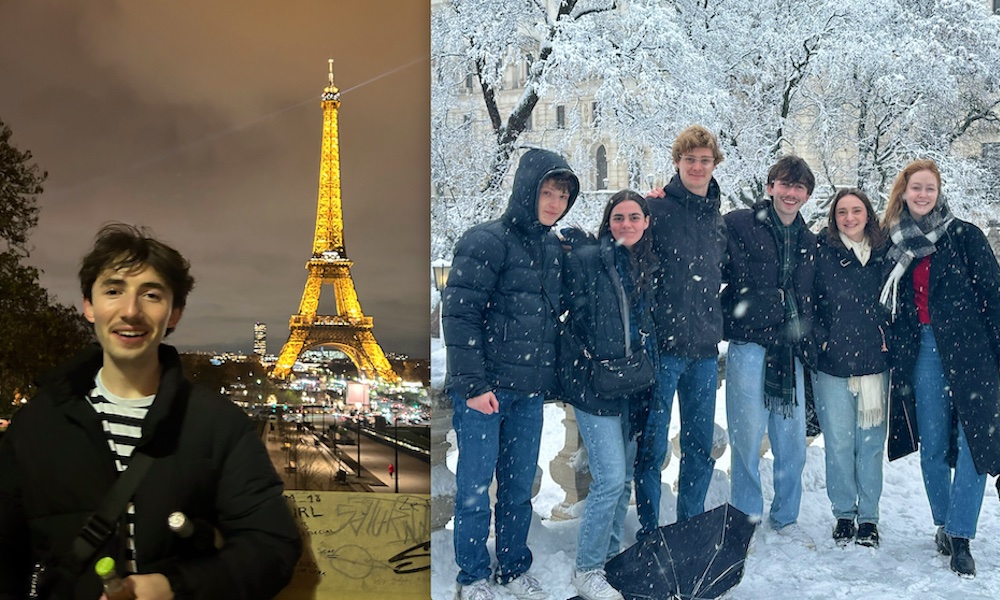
[0,119,93,417]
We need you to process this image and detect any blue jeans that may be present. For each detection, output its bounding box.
[634,355,718,536]
[452,390,544,585]
[726,341,806,529]
[912,326,986,540]
[812,370,888,523]
[575,403,637,571]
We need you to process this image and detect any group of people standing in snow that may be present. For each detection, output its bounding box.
[442,125,1000,600]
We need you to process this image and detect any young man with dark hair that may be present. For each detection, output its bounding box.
[637,125,728,536]
[722,156,818,547]
[443,148,579,600]
[0,223,302,599]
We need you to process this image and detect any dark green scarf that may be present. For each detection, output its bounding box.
[763,205,802,418]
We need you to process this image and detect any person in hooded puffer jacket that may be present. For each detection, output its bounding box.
[443,148,579,600]
[811,188,890,549]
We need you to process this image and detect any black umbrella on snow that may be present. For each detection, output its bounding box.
[570,503,756,600]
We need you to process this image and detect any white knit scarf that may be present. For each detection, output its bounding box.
[848,373,885,429]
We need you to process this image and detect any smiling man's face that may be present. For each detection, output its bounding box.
[83,262,183,370]
[767,179,811,225]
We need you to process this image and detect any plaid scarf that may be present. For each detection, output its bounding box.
[879,199,955,319]
[763,205,802,418]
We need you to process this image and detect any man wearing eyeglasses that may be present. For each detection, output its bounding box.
[636,125,729,538]
[721,155,818,548]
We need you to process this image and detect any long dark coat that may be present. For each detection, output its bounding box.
[885,219,1000,475]
[442,148,580,399]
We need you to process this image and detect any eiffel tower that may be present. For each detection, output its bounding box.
[271,60,399,382]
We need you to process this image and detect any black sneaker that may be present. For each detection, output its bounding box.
[949,537,975,577]
[832,518,856,546]
[855,522,879,548]
[935,526,951,556]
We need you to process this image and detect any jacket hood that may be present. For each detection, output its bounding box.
[34,343,189,450]
[663,173,722,214]
[817,226,842,248]
[37,343,184,405]
[817,226,861,259]
[503,148,580,236]
[35,343,104,398]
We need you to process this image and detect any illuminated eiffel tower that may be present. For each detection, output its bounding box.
[272,60,399,382]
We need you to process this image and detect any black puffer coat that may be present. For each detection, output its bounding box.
[721,201,816,361]
[561,235,657,415]
[885,219,1000,475]
[443,149,580,399]
[0,345,302,600]
[813,229,890,377]
[647,174,728,358]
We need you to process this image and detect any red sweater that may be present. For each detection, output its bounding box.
[914,256,931,324]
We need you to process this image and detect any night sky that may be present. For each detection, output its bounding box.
[0,0,430,358]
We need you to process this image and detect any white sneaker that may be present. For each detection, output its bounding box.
[503,573,549,600]
[459,579,496,600]
[775,523,816,550]
[572,569,625,600]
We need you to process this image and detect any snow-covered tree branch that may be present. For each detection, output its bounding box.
[432,0,1000,257]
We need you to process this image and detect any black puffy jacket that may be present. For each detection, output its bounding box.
[561,235,657,415]
[647,174,728,358]
[442,149,580,399]
[812,229,890,378]
[0,345,302,600]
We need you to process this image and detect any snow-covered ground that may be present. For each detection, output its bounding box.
[430,363,1000,600]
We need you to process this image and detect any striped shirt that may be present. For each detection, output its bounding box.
[88,370,154,573]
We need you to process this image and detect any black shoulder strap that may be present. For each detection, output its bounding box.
[68,451,155,566]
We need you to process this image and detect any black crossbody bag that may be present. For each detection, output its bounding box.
[29,452,155,599]
[559,311,655,397]
[542,240,654,398]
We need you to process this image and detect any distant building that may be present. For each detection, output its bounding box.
[432,0,1000,211]
[253,322,267,357]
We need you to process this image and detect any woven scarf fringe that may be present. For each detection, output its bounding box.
[849,373,885,429]
[763,345,797,419]
[764,392,797,419]
[879,261,907,321]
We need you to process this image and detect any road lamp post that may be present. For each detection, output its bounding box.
[432,262,451,292]
[392,406,400,494]
[432,262,451,339]
[331,413,338,459]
